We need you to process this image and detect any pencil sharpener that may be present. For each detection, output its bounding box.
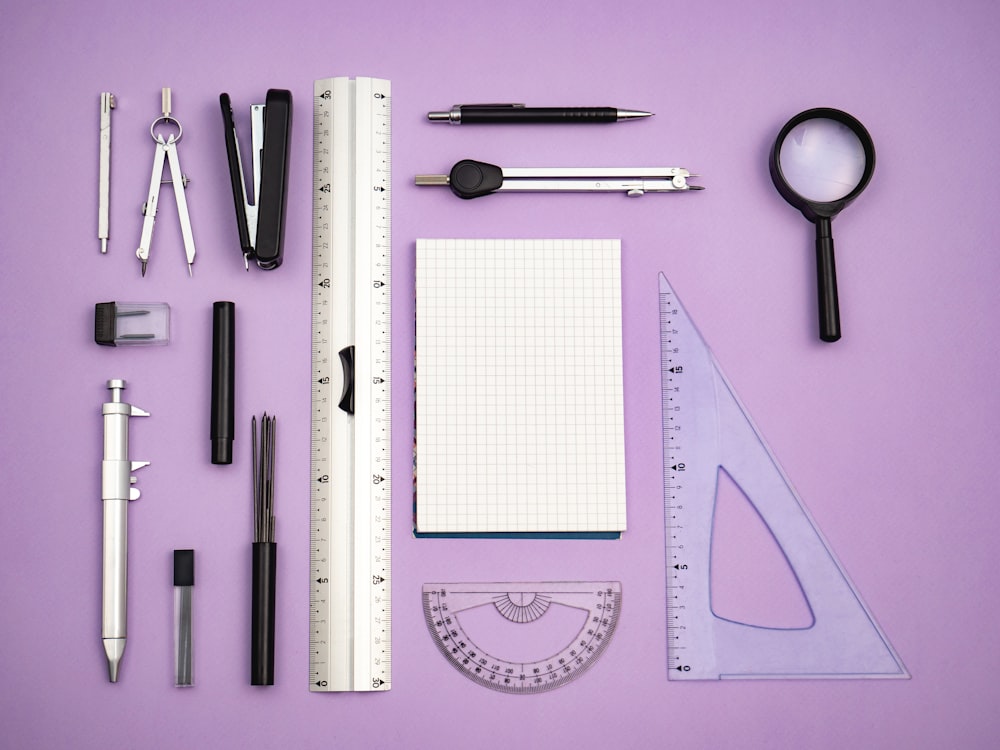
[95,302,170,346]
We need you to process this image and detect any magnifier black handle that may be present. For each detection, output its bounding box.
[815,217,841,343]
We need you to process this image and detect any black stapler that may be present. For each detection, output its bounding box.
[219,89,292,270]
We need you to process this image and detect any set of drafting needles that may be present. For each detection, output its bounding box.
[252,414,276,544]
[251,413,277,686]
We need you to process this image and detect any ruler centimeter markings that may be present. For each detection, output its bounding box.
[658,272,907,680]
[311,77,392,692]
[659,277,715,677]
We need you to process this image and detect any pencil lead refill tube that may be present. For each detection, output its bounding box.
[173,549,195,687]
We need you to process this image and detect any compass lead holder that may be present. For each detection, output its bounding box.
[136,88,197,277]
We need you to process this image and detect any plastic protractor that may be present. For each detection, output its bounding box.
[422,582,621,694]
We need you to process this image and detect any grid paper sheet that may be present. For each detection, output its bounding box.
[415,239,627,533]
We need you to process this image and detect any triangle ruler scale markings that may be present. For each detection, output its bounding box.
[658,272,908,680]
[310,77,392,692]
[422,582,622,694]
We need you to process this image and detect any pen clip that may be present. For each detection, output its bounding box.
[460,103,525,110]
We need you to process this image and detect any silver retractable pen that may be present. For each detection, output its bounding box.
[99,93,115,253]
[101,379,149,682]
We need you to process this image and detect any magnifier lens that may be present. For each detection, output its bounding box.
[778,118,867,202]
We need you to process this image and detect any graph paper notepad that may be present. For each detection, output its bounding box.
[415,239,627,534]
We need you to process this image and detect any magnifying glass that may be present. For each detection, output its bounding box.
[769,108,875,342]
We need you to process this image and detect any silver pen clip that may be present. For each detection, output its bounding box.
[427,103,526,124]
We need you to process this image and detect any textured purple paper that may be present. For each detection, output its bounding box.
[1,1,998,748]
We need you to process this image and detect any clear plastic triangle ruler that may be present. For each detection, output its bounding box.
[658,273,907,679]
[422,582,621,694]
[310,77,392,692]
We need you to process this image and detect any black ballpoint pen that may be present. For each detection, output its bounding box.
[427,103,652,125]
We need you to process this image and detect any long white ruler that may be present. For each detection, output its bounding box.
[310,76,392,692]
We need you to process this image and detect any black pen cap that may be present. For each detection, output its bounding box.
[211,301,236,464]
[173,549,195,586]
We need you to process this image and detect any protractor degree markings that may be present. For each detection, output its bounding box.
[423,582,622,694]
[493,592,552,623]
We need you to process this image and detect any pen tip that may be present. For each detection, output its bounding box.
[141,261,147,278]
[188,263,193,278]
[104,638,125,683]
[618,109,654,120]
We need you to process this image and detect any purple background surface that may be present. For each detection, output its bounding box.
[2,1,998,747]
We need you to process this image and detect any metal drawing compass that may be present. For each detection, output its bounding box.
[136,88,196,277]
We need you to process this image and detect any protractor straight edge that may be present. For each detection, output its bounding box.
[422,582,622,694]
[310,77,392,692]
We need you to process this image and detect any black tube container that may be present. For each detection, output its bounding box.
[211,301,235,464]
[251,541,276,685]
